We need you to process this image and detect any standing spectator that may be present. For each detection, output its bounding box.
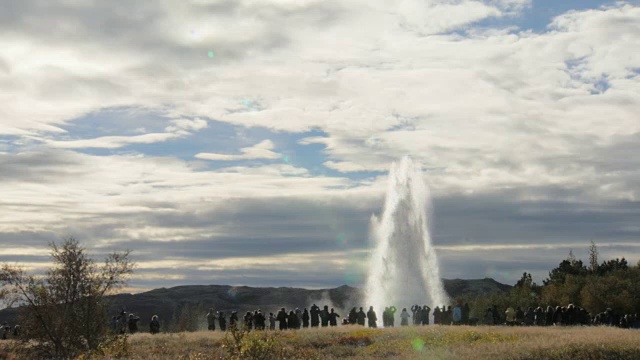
[515,307,525,325]
[218,312,227,331]
[462,303,470,325]
[534,307,545,326]
[367,306,378,328]
[505,307,516,326]
[118,311,128,334]
[411,305,421,325]
[295,308,302,329]
[287,311,298,330]
[382,307,390,327]
[400,308,411,326]
[453,303,463,325]
[277,308,288,330]
[12,325,20,338]
[553,306,563,326]
[206,308,216,331]
[524,307,535,326]
[149,315,160,334]
[229,311,239,331]
[388,306,397,327]
[268,313,276,330]
[110,316,118,333]
[421,305,431,325]
[328,308,340,326]
[445,306,453,325]
[302,308,310,328]
[356,307,367,326]
[1,323,10,340]
[128,313,140,334]
[545,306,554,326]
[433,306,441,325]
[243,311,253,330]
[321,306,330,327]
[310,304,320,327]
[254,310,265,330]
[348,307,357,325]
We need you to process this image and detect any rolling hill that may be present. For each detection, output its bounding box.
[0,278,510,327]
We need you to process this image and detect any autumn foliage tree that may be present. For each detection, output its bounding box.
[467,243,640,319]
[0,238,134,359]
[539,244,638,315]
[507,272,540,309]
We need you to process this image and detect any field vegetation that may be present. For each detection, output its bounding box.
[2,325,638,360]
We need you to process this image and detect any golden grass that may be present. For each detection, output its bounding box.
[2,325,639,359]
[125,326,640,360]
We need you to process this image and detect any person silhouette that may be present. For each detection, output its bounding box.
[367,306,377,328]
[357,307,367,326]
[400,308,410,326]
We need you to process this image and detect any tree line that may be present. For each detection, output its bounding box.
[466,241,640,321]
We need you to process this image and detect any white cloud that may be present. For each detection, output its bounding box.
[165,118,208,134]
[436,242,640,252]
[0,149,357,232]
[47,132,181,149]
[196,139,281,161]
[217,163,311,176]
[46,118,209,149]
[1,1,640,289]
[394,0,503,35]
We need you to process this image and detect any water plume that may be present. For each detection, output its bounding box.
[364,156,448,316]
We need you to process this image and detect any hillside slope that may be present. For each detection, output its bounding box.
[0,278,511,326]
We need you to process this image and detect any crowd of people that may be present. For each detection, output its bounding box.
[195,301,640,333]
[110,310,142,334]
[1,323,19,340]
[2,302,637,339]
[205,305,346,331]
[196,303,473,333]
[105,302,640,335]
[500,305,640,328]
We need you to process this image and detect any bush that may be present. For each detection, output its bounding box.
[0,238,134,359]
[222,327,279,360]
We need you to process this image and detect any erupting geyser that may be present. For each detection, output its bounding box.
[364,156,448,316]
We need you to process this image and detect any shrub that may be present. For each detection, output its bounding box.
[222,327,279,360]
[0,238,134,359]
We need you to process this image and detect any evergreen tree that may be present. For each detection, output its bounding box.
[543,253,586,286]
[588,241,599,274]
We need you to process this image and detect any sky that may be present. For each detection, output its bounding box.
[1,0,640,293]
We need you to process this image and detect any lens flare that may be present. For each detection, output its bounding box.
[411,338,425,351]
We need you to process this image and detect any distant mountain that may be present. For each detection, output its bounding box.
[0,278,511,326]
[443,278,512,298]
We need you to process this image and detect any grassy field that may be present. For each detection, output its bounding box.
[2,325,640,359]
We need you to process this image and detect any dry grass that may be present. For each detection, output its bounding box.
[1,325,639,359]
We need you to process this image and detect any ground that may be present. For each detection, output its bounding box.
[2,325,639,359]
